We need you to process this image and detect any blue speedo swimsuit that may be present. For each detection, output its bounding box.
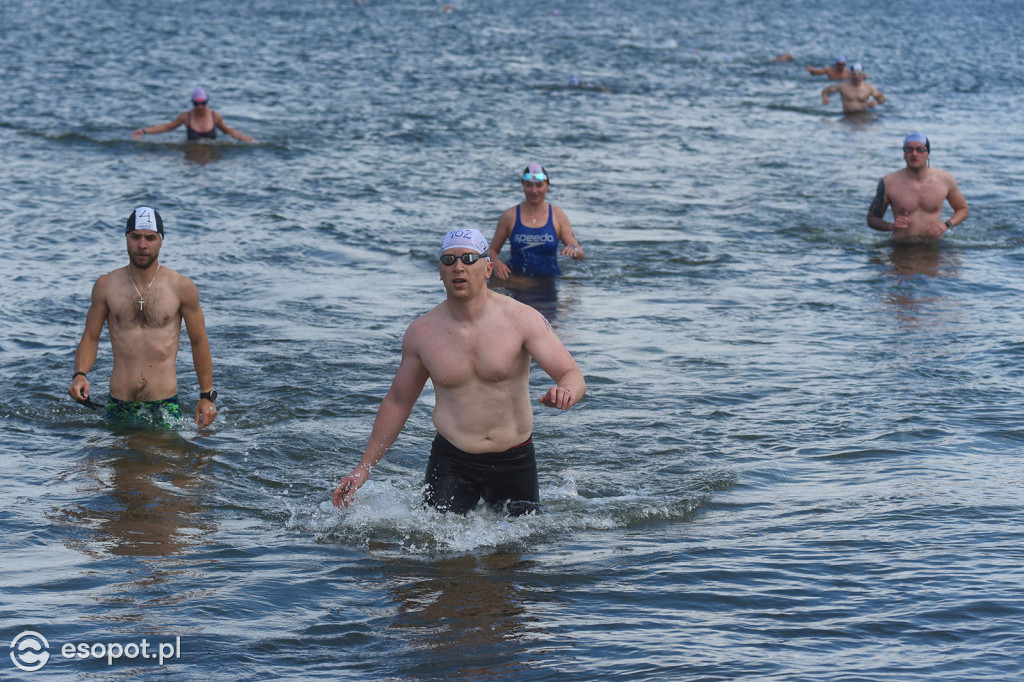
[508,205,561,277]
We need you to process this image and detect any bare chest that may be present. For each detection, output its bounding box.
[841,83,872,101]
[111,287,178,330]
[423,326,528,388]
[889,174,948,214]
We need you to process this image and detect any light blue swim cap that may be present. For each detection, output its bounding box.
[903,132,930,152]
[568,75,580,87]
[835,54,847,63]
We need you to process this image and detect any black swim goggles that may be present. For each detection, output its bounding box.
[440,253,487,266]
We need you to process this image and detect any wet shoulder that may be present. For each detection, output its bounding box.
[492,291,545,328]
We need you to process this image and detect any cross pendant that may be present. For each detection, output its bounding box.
[138,299,144,310]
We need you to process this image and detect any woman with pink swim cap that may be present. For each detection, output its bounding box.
[489,163,585,280]
[131,87,255,143]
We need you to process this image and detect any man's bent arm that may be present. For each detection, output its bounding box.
[540,366,586,410]
[867,178,893,231]
[522,309,587,409]
[946,180,969,228]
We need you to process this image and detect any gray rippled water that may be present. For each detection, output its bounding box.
[2,0,1024,679]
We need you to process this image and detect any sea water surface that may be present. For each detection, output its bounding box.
[2,0,1024,679]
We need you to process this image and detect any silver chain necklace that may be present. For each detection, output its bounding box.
[127,263,161,310]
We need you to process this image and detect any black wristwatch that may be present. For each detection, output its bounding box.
[200,390,218,402]
[944,220,953,230]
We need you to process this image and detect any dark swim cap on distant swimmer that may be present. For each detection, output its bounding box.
[125,206,164,237]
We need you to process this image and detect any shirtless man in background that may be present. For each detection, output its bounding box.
[867,133,969,242]
[807,54,851,80]
[822,64,885,113]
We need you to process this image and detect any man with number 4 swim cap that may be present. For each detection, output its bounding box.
[333,228,587,516]
[68,207,219,429]
[867,133,969,242]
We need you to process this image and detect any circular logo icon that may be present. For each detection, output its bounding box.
[10,631,50,672]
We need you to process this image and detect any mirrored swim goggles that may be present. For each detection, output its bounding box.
[440,253,488,266]
[522,171,547,182]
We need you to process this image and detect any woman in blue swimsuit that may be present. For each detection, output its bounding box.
[131,87,255,142]
[489,163,585,279]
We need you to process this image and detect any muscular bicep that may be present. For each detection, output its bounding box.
[82,293,109,341]
[522,309,579,381]
[81,277,112,339]
[869,178,889,217]
[178,278,208,342]
[947,179,968,213]
[387,345,430,409]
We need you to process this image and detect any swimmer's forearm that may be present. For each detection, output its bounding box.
[73,336,99,376]
[949,206,969,227]
[360,394,415,466]
[866,214,893,231]
[143,122,175,135]
[557,368,587,403]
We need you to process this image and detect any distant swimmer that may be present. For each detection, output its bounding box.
[68,207,219,428]
[806,54,851,80]
[332,229,586,515]
[567,75,611,93]
[489,163,585,280]
[821,64,885,113]
[867,133,969,243]
[131,87,255,142]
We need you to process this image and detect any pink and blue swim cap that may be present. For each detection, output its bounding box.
[522,163,548,183]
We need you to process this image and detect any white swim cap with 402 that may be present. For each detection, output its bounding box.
[439,228,490,257]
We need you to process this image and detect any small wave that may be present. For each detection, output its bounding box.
[288,473,717,555]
